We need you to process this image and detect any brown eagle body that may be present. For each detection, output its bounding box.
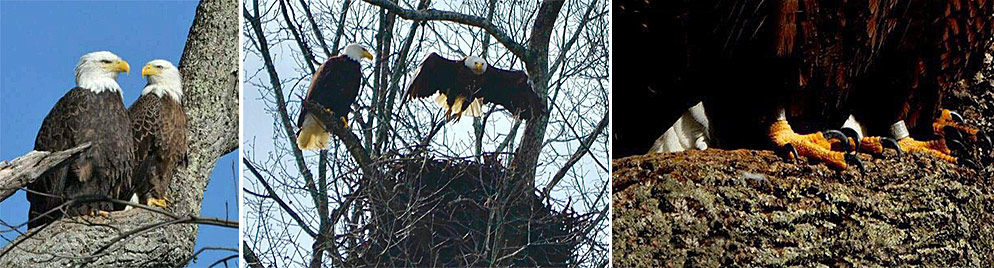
[298,55,362,127]
[28,87,135,228]
[406,53,545,120]
[613,0,993,158]
[296,54,362,150]
[129,93,188,208]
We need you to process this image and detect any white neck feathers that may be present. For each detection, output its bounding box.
[76,72,122,95]
[142,83,183,103]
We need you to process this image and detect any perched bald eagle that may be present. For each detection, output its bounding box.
[28,51,135,228]
[129,59,188,209]
[405,53,545,121]
[296,43,373,151]
[613,0,992,170]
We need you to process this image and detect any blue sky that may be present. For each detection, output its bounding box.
[0,1,238,266]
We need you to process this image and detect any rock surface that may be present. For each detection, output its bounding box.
[612,150,994,267]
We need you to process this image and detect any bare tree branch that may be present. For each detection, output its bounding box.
[0,143,90,203]
[243,158,318,237]
[542,112,608,200]
[243,241,266,268]
[297,0,332,57]
[361,0,528,60]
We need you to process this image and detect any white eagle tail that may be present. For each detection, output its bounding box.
[297,115,331,150]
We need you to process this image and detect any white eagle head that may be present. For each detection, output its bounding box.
[75,51,130,94]
[344,43,374,62]
[463,56,488,75]
[141,59,183,103]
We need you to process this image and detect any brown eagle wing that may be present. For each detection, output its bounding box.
[405,53,461,102]
[130,94,188,203]
[29,87,135,228]
[478,67,545,120]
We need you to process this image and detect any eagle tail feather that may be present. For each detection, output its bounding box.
[466,98,483,117]
[434,93,448,108]
[296,115,330,150]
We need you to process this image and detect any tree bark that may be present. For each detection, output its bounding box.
[0,0,237,266]
[613,150,994,267]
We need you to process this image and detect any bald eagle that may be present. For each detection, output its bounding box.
[613,0,992,170]
[28,51,136,228]
[296,43,373,151]
[405,53,546,121]
[129,59,188,209]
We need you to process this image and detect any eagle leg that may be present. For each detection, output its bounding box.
[89,210,111,218]
[770,120,857,170]
[322,108,348,128]
[146,198,168,209]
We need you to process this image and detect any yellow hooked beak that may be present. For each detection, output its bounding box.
[141,65,161,77]
[475,62,483,73]
[107,60,131,75]
[363,50,374,60]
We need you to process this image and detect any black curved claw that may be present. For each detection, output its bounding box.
[845,153,866,173]
[943,125,964,142]
[949,110,965,123]
[979,131,992,149]
[881,137,903,158]
[776,143,799,164]
[840,127,861,152]
[958,157,980,170]
[823,130,852,151]
[948,139,968,154]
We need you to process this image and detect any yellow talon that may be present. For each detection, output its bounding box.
[770,120,849,170]
[897,137,956,163]
[146,198,168,208]
[90,210,111,218]
[934,109,979,139]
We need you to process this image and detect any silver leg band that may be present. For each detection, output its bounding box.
[890,120,910,140]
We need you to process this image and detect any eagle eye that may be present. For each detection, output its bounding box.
[100,60,113,64]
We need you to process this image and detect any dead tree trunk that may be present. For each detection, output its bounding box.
[0,0,237,266]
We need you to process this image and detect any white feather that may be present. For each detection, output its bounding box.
[651,102,711,153]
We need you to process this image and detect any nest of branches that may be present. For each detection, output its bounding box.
[346,156,582,267]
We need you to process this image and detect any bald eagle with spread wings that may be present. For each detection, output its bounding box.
[613,0,992,170]
[129,59,188,209]
[405,53,546,121]
[296,43,373,151]
[28,51,135,228]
